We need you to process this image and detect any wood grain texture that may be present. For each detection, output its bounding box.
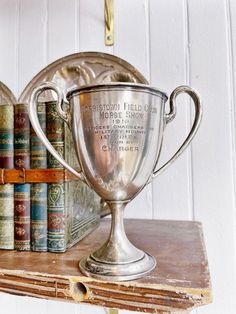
[0,219,211,313]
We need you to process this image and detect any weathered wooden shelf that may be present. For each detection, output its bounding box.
[0,219,212,313]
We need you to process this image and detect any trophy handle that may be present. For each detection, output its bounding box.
[28,81,86,183]
[152,85,202,180]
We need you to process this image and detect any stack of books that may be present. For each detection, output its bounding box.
[0,101,100,252]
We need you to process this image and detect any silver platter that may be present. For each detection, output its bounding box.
[0,81,16,104]
[19,51,148,103]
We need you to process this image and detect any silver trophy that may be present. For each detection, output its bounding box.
[28,82,202,281]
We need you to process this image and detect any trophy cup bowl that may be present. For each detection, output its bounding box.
[28,82,202,281]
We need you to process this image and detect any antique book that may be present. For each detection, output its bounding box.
[46,101,100,252]
[14,103,30,251]
[46,101,65,252]
[30,103,47,251]
[0,104,14,249]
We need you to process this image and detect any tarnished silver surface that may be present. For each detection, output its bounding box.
[19,51,148,103]
[28,80,202,281]
[0,81,16,105]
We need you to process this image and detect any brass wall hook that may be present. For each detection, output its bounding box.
[105,0,114,46]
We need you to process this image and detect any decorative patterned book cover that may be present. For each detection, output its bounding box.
[0,104,14,249]
[46,101,66,252]
[64,121,100,250]
[46,101,100,252]
[30,103,47,251]
[14,103,30,251]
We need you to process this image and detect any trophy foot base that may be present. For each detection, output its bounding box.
[79,252,156,281]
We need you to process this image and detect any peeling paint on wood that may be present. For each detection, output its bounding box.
[0,219,212,313]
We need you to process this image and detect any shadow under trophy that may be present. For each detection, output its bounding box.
[28,82,202,281]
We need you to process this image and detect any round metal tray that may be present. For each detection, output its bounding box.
[0,81,16,105]
[19,51,148,102]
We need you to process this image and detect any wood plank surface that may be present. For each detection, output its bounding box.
[0,219,212,313]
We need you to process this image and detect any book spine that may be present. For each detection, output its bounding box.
[0,104,14,249]
[46,101,66,252]
[14,103,30,251]
[30,103,47,251]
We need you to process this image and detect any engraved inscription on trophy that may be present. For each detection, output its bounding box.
[83,101,157,154]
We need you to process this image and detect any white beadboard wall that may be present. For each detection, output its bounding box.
[0,0,235,313]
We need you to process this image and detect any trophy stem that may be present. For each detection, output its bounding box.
[79,201,156,281]
[91,201,144,264]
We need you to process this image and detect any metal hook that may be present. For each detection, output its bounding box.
[105,0,114,46]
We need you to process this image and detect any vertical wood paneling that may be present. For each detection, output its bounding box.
[114,0,153,219]
[228,0,236,288]
[114,0,149,79]
[18,0,47,96]
[150,0,192,220]
[0,0,18,96]
[79,0,111,53]
[47,0,77,63]
[227,3,236,311]
[188,1,236,313]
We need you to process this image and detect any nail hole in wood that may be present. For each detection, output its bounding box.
[70,281,89,302]
[75,282,87,296]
